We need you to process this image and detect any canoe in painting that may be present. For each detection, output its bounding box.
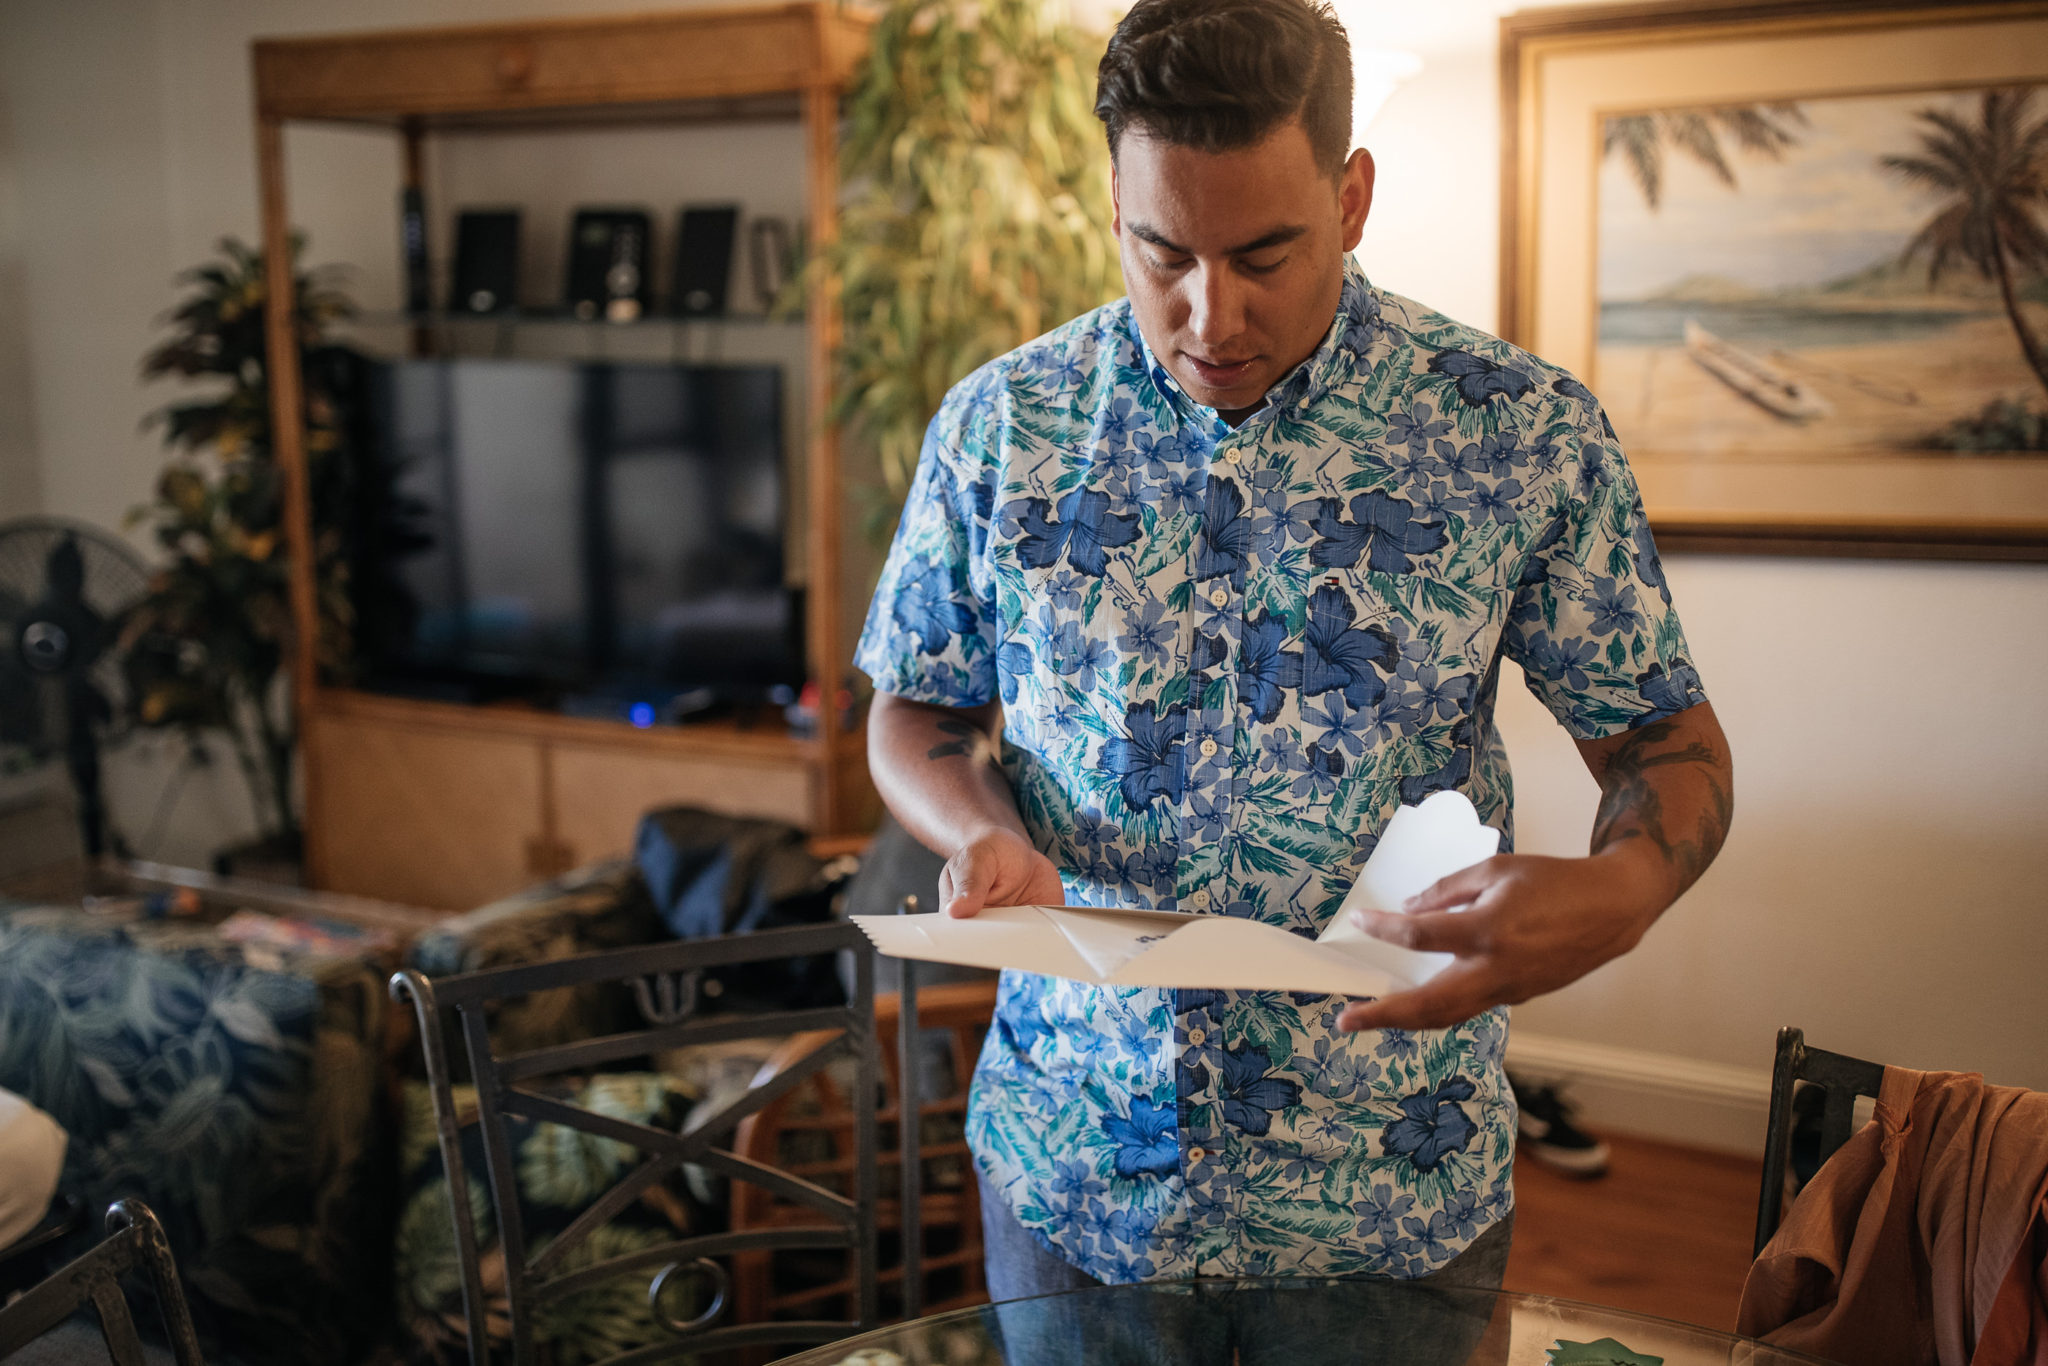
[1683,318,1834,421]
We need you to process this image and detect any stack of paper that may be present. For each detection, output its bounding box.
[851,790,1500,997]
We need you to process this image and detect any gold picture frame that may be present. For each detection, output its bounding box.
[1500,0,2048,560]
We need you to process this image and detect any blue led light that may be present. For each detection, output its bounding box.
[628,702,656,728]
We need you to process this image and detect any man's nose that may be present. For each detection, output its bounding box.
[1186,263,1247,347]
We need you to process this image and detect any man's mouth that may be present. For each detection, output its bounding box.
[1185,354,1258,387]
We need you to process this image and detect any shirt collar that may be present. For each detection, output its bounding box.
[1132,255,1377,431]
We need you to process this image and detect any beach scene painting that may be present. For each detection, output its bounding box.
[1595,85,2048,462]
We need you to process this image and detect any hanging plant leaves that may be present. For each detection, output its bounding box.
[804,0,1124,505]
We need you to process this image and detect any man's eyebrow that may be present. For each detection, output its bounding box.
[1127,223,1310,257]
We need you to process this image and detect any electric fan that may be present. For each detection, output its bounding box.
[0,517,150,858]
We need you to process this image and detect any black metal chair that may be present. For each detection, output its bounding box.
[1754,1025,1887,1257]
[390,916,920,1366]
[0,1192,84,1302]
[0,1200,205,1365]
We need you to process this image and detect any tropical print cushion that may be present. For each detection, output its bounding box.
[394,1072,712,1366]
[406,861,668,1076]
[0,900,391,1365]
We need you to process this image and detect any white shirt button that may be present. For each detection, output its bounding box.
[1187,1147,1207,1164]
[1188,889,1212,911]
[1188,1028,1207,1046]
[1198,738,1218,758]
[1208,587,1229,608]
[1220,448,1240,465]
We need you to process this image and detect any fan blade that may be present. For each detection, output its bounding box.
[46,533,87,610]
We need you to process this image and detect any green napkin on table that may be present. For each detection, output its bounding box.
[1546,1339,1664,1366]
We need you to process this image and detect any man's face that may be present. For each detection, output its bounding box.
[1113,121,1373,421]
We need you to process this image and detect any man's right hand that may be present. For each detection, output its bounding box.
[866,690,1066,918]
[938,826,1066,918]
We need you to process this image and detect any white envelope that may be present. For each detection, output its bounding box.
[850,790,1501,997]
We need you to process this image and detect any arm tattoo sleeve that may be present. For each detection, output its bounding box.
[1590,720,1734,895]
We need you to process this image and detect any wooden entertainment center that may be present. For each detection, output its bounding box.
[252,5,877,909]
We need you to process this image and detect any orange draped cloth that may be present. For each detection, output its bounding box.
[1738,1067,2048,1365]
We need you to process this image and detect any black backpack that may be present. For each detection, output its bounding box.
[633,808,848,1013]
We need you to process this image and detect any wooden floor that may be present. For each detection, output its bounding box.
[1503,1132,1764,1332]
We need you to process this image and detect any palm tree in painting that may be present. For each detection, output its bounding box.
[1604,104,1807,209]
[1883,88,2048,397]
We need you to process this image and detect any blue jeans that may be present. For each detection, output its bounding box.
[981,1178,1514,1364]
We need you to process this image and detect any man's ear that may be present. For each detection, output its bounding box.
[1339,148,1375,252]
[1110,156,1123,238]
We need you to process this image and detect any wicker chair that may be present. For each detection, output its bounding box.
[732,978,998,1324]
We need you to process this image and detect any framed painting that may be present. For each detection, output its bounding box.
[1500,0,2048,559]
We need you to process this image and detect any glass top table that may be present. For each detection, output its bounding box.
[769,1280,1832,1365]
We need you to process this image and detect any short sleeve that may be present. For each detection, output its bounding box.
[1500,393,1707,740]
[853,405,1000,707]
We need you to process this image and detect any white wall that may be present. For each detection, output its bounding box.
[0,33,42,522]
[1343,1,2048,1132]
[4,0,2043,1136]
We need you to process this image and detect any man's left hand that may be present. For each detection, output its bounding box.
[1336,700,1734,1033]
[1335,848,1661,1032]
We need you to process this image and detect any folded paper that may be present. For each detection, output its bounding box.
[851,790,1501,997]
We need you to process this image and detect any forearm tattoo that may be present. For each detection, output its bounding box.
[927,719,995,764]
[1590,720,1734,896]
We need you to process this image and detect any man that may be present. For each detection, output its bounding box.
[856,0,1734,1308]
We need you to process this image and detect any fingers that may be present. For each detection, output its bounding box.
[1402,858,1501,913]
[1350,906,1489,956]
[940,845,996,918]
[1023,860,1069,910]
[1337,964,1499,1032]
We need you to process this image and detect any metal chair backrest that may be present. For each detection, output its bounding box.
[0,1200,206,1366]
[1754,1025,1887,1257]
[390,917,920,1366]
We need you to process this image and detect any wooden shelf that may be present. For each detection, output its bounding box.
[253,3,874,126]
[343,309,806,330]
[312,688,862,765]
[304,690,870,909]
[255,4,875,902]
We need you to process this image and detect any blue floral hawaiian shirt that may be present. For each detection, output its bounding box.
[854,257,1704,1282]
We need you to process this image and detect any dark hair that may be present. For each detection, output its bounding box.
[1094,0,1354,178]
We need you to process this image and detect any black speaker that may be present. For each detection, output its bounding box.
[400,187,431,313]
[566,208,652,321]
[450,209,520,315]
[747,217,793,311]
[672,205,739,317]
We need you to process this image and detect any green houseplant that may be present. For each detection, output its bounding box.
[819,0,1125,501]
[124,236,355,860]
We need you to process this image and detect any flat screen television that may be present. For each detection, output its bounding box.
[344,355,801,706]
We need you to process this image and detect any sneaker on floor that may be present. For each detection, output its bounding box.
[1509,1073,1611,1178]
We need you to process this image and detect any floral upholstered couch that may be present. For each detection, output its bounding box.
[0,864,741,1366]
[0,897,395,1365]
[0,821,958,1364]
